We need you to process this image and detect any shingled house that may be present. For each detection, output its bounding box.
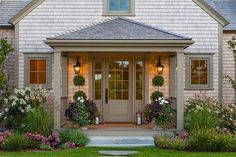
[0,0,235,131]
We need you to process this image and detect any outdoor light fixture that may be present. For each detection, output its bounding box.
[74,57,81,74]
[156,57,164,75]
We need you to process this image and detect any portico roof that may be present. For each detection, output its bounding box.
[45,18,194,50]
[47,18,191,41]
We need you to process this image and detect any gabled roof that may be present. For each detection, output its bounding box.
[193,0,229,27]
[48,18,191,41]
[0,0,31,27]
[205,0,236,31]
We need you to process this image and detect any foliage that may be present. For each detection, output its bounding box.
[225,37,236,89]
[0,86,53,130]
[177,130,189,140]
[85,100,99,124]
[65,98,98,126]
[23,107,52,136]
[73,91,87,101]
[60,129,89,147]
[65,102,79,122]
[189,128,233,151]
[39,144,53,150]
[152,75,164,87]
[42,132,60,148]
[150,91,164,102]
[1,133,29,151]
[0,131,12,145]
[185,95,236,132]
[61,142,76,150]
[144,97,174,128]
[73,75,85,87]
[155,136,188,151]
[76,97,90,127]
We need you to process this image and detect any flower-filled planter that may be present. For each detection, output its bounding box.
[73,75,85,86]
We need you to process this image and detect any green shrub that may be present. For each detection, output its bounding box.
[2,133,29,151]
[169,137,188,151]
[189,128,232,151]
[155,135,187,151]
[152,75,164,87]
[155,135,170,149]
[60,129,89,147]
[185,106,219,132]
[39,144,53,151]
[23,107,52,136]
[151,91,164,102]
[73,91,87,101]
[73,75,85,86]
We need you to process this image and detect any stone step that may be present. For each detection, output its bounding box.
[87,136,155,147]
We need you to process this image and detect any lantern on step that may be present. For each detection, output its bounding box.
[74,57,81,74]
[156,57,164,75]
[136,111,142,125]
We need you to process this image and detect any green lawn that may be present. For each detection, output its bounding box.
[1,147,236,157]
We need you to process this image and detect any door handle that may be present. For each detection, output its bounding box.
[105,89,108,104]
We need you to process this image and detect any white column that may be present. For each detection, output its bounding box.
[53,51,62,130]
[176,52,185,130]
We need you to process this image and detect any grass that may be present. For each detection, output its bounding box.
[1,147,236,157]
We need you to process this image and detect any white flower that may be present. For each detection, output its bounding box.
[14,88,20,94]
[20,99,26,105]
[18,107,22,111]
[5,108,9,112]
[12,101,17,106]
[0,112,3,117]
[4,98,8,104]
[26,105,32,112]
[25,95,30,101]
[20,109,25,113]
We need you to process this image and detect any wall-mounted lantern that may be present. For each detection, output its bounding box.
[74,57,81,74]
[156,57,164,75]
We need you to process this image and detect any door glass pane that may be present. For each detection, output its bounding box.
[94,62,102,100]
[108,61,129,100]
[136,61,143,100]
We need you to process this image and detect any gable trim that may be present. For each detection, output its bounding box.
[193,0,229,27]
[9,0,45,25]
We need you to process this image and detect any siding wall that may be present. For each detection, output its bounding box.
[0,28,15,86]
[17,0,219,101]
[222,32,236,105]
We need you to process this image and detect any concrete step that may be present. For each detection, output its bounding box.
[87,136,155,147]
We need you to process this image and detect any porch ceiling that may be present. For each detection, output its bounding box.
[45,18,194,51]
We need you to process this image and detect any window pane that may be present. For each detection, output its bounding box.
[95,91,101,100]
[200,73,208,84]
[38,60,46,71]
[123,91,129,100]
[38,72,46,84]
[136,91,142,100]
[109,0,130,11]
[191,73,199,84]
[30,72,37,84]
[30,60,37,71]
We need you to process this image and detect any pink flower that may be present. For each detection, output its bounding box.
[178,130,189,139]
[0,136,4,143]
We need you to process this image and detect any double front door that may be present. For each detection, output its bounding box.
[93,57,144,123]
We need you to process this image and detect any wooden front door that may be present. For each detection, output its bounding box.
[105,60,132,122]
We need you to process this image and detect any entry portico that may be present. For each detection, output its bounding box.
[45,18,194,131]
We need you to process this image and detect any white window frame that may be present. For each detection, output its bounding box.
[24,53,52,89]
[103,0,135,16]
[185,54,214,90]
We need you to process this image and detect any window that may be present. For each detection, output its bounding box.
[30,59,47,84]
[186,55,213,89]
[103,0,135,15]
[136,61,143,100]
[25,54,52,88]
[94,62,102,100]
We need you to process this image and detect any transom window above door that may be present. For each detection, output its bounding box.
[103,0,135,16]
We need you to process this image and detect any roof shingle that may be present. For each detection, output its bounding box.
[50,18,191,40]
[0,0,31,26]
[205,0,236,30]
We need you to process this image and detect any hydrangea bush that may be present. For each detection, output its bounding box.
[0,86,53,129]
